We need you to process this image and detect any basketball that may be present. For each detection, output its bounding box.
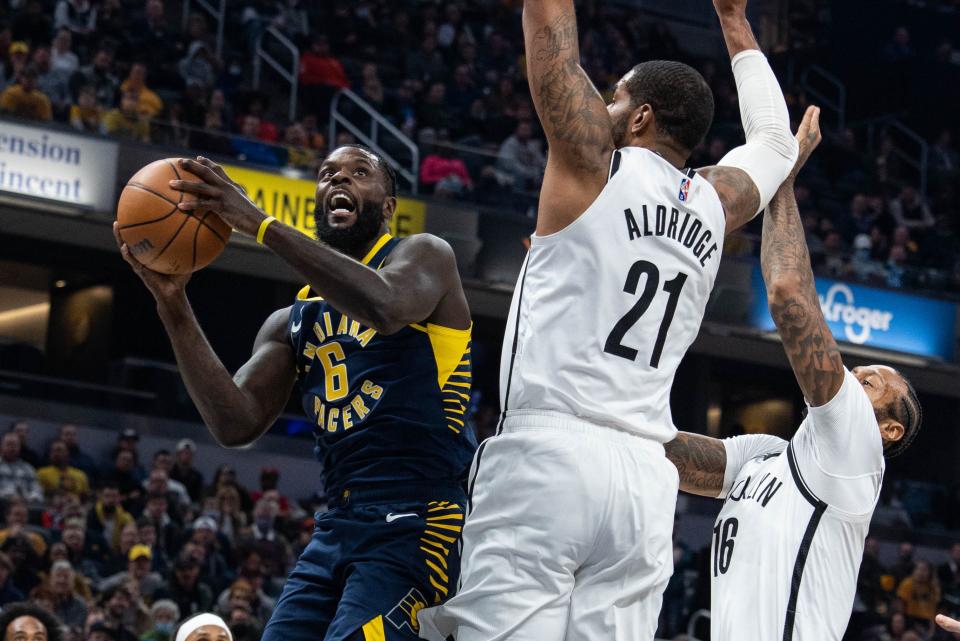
[116,158,232,275]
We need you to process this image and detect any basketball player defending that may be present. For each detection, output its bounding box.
[419,0,797,639]
[114,145,477,641]
[664,107,923,641]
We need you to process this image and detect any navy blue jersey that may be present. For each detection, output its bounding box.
[288,234,477,499]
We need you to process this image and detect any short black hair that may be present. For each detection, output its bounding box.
[0,602,64,641]
[333,144,398,197]
[622,60,714,152]
[884,370,922,458]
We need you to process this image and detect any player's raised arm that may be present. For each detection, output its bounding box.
[114,222,296,447]
[698,0,799,234]
[523,0,615,235]
[761,106,844,406]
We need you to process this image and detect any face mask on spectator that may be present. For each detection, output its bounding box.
[155,622,174,634]
[256,517,272,531]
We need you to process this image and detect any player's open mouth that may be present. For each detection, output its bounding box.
[327,191,357,216]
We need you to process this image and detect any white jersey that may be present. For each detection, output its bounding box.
[712,369,885,641]
[499,147,726,442]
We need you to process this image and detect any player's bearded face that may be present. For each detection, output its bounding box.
[316,197,384,255]
[609,103,633,149]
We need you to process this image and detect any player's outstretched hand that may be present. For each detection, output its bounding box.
[170,156,266,237]
[937,614,960,633]
[788,105,822,181]
[113,221,191,301]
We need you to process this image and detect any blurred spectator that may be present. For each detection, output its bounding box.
[141,467,187,517]
[496,121,546,192]
[418,82,452,132]
[241,95,278,142]
[149,451,190,508]
[0,497,46,556]
[8,421,39,468]
[142,493,180,562]
[178,41,217,90]
[135,0,179,89]
[69,83,102,132]
[237,499,289,579]
[932,130,958,173]
[939,542,960,602]
[887,245,909,288]
[37,440,90,502]
[53,0,96,47]
[897,560,941,626]
[0,432,42,504]
[187,517,232,592]
[212,485,246,545]
[282,123,316,171]
[214,577,273,627]
[405,34,445,87]
[102,89,152,142]
[69,46,118,107]
[101,522,142,578]
[232,115,283,166]
[30,47,70,117]
[50,28,78,77]
[103,450,144,503]
[858,536,888,614]
[883,26,915,63]
[0,65,51,121]
[889,186,935,232]
[154,555,214,618]
[57,424,97,483]
[98,584,140,641]
[100,543,164,602]
[299,34,348,122]
[0,552,24,606]
[49,559,88,631]
[88,483,135,553]
[170,440,203,505]
[141,599,180,641]
[4,41,29,85]
[61,518,106,582]
[358,63,384,111]
[121,63,163,118]
[420,132,473,196]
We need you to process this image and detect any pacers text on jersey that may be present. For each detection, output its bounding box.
[623,205,719,267]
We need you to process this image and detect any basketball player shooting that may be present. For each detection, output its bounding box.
[418,0,797,640]
[114,146,477,641]
[663,106,924,641]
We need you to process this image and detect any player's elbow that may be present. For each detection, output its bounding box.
[366,306,407,336]
[766,274,805,306]
[208,421,261,449]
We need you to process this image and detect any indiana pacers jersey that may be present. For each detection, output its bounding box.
[500,147,726,442]
[287,233,477,498]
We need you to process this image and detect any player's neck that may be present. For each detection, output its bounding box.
[646,145,687,170]
[352,227,391,262]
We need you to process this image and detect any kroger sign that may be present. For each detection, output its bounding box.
[748,266,957,361]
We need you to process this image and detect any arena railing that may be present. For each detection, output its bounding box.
[181,0,226,60]
[253,25,301,123]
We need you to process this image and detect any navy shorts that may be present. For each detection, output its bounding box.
[262,486,466,641]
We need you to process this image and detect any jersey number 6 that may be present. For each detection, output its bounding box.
[316,343,349,401]
[604,260,688,368]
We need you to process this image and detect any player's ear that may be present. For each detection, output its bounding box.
[631,103,654,136]
[879,417,905,446]
[381,196,397,223]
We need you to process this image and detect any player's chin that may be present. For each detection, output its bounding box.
[325,211,357,228]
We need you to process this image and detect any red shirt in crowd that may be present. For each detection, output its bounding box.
[299,53,349,89]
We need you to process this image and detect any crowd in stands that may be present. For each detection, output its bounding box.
[0,419,323,641]
[0,0,958,296]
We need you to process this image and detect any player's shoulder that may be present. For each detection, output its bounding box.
[259,305,295,344]
[389,233,457,266]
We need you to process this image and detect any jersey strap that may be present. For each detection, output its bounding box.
[608,150,622,179]
[361,233,400,269]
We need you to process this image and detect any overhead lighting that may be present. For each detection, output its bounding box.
[54,280,66,288]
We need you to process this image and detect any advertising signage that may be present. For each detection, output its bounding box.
[0,121,118,210]
[748,266,957,361]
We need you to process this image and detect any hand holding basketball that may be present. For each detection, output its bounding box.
[172,157,266,237]
[113,221,191,302]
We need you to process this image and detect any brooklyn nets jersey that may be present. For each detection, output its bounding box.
[500,147,726,441]
[712,369,884,641]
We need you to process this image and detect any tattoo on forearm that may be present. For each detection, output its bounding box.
[761,187,844,405]
[664,433,726,495]
[529,12,612,174]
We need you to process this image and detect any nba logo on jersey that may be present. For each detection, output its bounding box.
[678,177,691,202]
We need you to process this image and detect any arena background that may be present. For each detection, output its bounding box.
[0,0,959,639]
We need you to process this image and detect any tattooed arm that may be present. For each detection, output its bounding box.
[522,0,614,235]
[664,432,728,498]
[762,106,844,407]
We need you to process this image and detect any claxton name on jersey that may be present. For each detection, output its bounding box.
[622,204,720,268]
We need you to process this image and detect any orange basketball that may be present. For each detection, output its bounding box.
[116,158,232,275]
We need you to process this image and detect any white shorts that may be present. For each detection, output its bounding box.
[418,410,679,641]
